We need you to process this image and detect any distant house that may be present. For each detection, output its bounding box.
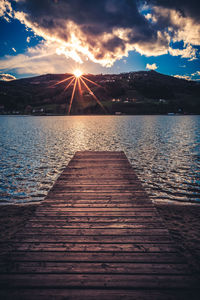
[159,99,167,103]
[105,79,115,83]
[124,98,131,103]
[112,98,121,102]
[32,108,44,114]
[12,110,19,114]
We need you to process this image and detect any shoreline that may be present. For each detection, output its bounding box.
[1,114,200,116]
[0,202,200,278]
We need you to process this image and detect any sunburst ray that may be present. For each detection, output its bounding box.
[80,77,106,113]
[82,75,104,89]
[68,78,78,115]
[77,77,83,97]
[64,77,75,91]
[53,75,74,87]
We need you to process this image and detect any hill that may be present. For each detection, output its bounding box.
[0,71,199,115]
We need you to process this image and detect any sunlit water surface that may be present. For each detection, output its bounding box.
[0,115,200,204]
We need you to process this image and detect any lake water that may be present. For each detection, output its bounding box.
[0,115,200,205]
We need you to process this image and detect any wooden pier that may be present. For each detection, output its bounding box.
[0,151,199,299]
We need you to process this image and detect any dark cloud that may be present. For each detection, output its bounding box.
[147,0,200,21]
[13,0,157,54]
[103,36,126,52]
[18,0,145,30]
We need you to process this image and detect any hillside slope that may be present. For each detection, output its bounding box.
[0,71,199,114]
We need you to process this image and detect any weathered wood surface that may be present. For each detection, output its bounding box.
[0,151,199,299]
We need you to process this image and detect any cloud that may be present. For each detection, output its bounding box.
[173,70,200,81]
[146,63,158,70]
[0,0,12,21]
[147,1,200,21]
[169,44,197,61]
[151,5,200,46]
[0,0,170,68]
[145,1,200,60]
[0,73,16,81]
[0,41,80,75]
[191,71,200,80]
[11,0,166,67]
[173,74,191,80]
[0,0,199,72]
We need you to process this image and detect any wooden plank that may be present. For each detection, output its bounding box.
[47,192,147,197]
[67,166,134,170]
[50,188,147,193]
[56,178,141,182]
[24,222,164,228]
[17,228,169,235]
[49,183,145,188]
[28,216,163,222]
[59,175,140,180]
[42,204,153,208]
[45,199,151,203]
[52,183,144,187]
[36,208,157,212]
[51,187,146,192]
[3,251,185,263]
[6,235,172,243]
[0,288,197,300]
[74,151,126,155]
[69,159,130,163]
[35,212,158,217]
[0,262,190,274]
[9,242,176,252]
[67,164,132,169]
[0,274,197,289]
[60,171,140,176]
[46,195,148,199]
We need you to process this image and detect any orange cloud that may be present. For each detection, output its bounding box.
[146,63,158,70]
[0,73,16,81]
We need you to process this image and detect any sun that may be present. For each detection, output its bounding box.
[73,69,83,78]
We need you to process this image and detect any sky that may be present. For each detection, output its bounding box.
[0,0,199,81]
